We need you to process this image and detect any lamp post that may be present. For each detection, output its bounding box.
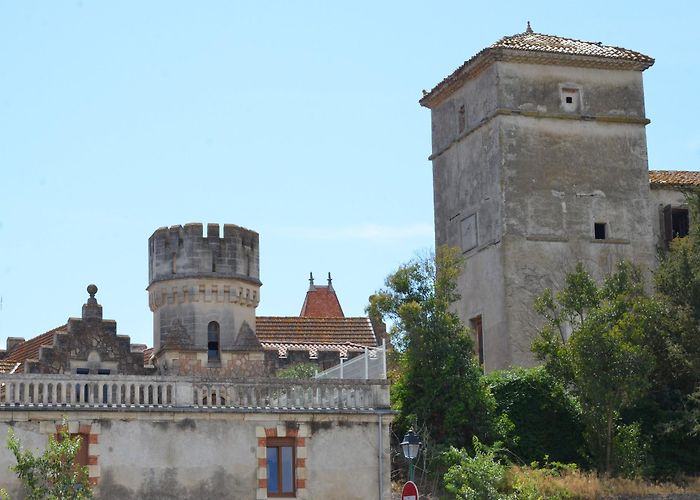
[400,428,421,483]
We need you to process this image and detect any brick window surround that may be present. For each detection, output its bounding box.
[44,420,100,487]
[256,424,308,500]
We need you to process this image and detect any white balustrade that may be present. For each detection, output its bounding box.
[0,374,390,411]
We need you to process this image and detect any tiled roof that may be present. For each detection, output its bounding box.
[0,361,20,374]
[492,31,653,64]
[4,325,66,372]
[420,27,654,108]
[649,170,700,187]
[143,347,154,366]
[256,317,377,346]
[300,286,344,318]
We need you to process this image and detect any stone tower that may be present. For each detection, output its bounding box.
[148,223,265,375]
[421,26,656,370]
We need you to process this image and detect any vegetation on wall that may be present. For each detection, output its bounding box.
[6,423,93,499]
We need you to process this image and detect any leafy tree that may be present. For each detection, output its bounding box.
[637,189,700,476]
[369,247,504,449]
[486,367,585,465]
[533,262,655,474]
[7,423,92,499]
[276,362,318,379]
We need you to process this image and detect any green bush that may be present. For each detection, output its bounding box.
[486,367,585,466]
[443,437,510,500]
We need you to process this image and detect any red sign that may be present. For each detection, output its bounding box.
[401,480,419,500]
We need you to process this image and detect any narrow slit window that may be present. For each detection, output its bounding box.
[208,321,220,362]
[594,222,607,240]
[470,315,484,368]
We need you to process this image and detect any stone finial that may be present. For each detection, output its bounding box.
[526,21,533,33]
[327,272,333,290]
[82,283,103,320]
[308,272,315,290]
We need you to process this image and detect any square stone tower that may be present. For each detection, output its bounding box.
[420,25,656,370]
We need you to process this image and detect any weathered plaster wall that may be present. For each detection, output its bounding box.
[430,58,655,370]
[0,410,392,500]
[500,115,655,367]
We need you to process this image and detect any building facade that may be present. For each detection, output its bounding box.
[0,223,389,499]
[421,25,696,371]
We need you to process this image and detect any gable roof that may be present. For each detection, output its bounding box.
[420,28,654,108]
[4,325,66,372]
[649,170,700,187]
[256,317,376,346]
[300,286,344,318]
[0,361,20,374]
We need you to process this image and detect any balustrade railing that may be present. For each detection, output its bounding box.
[0,374,390,411]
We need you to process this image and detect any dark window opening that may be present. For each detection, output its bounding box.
[76,368,89,375]
[458,104,466,134]
[565,96,573,103]
[594,223,607,240]
[97,369,110,375]
[267,438,295,497]
[470,315,484,368]
[667,207,690,240]
[208,321,220,362]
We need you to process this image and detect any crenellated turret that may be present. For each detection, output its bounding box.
[148,223,260,286]
[147,223,265,376]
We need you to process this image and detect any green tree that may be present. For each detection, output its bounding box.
[7,423,93,499]
[276,362,318,379]
[486,367,585,465]
[533,262,655,474]
[369,247,503,449]
[639,189,700,476]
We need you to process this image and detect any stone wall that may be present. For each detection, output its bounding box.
[0,409,392,500]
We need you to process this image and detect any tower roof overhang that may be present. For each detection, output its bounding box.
[420,30,655,109]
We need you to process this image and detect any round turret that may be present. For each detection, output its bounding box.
[147,223,262,372]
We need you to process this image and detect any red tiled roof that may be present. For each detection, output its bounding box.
[0,361,20,374]
[300,286,344,318]
[256,317,377,346]
[649,170,700,187]
[4,325,66,372]
[421,28,654,108]
[143,347,154,365]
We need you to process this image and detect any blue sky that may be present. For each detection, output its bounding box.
[1,1,698,347]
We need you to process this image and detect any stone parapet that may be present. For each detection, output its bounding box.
[0,374,391,411]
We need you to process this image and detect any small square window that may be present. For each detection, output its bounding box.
[267,438,296,497]
[594,223,607,240]
[565,96,573,104]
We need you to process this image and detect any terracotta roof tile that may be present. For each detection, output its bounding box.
[492,31,653,63]
[256,317,377,346]
[300,286,344,318]
[0,361,20,374]
[421,28,653,108]
[4,325,66,372]
[649,170,700,187]
[143,347,154,366]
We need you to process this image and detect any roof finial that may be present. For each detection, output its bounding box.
[309,272,315,289]
[526,21,533,33]
[327,272,333,290]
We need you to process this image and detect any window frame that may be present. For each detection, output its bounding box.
[207,321,220,362]
[266,437,296,497]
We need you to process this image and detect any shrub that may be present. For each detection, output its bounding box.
[486,367,585,465]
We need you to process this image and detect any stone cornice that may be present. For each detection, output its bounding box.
[420,47,653,109]
[428,108,650,161]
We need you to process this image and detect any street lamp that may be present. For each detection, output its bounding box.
[400,428,421,482]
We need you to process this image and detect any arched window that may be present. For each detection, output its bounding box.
[208,321,220,362]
